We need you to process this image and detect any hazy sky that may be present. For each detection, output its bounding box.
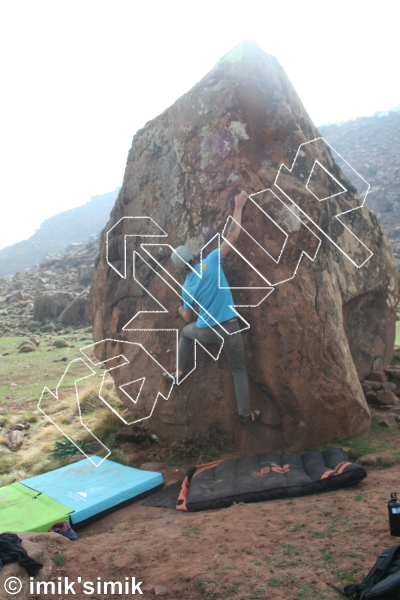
[0,0,399,250]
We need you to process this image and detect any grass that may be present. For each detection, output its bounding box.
[52,554,66,566]
[317,411,400,467]
[0,334,94,404]
[195,576,221,599]
[295,582,332,599]
[333,568,354,583]
[0,370,145,486]
[182,524,202,536]
[194,578,270,600]
[267,576,286,587]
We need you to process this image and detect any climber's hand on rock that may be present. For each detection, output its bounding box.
[234,190,247,210]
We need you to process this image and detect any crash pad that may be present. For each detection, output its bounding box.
[0,482,73,533]
[144,448,367,512]
[181,448,367,511]
[22,456,163,527]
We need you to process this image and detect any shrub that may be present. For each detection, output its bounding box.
[169,425,234,464]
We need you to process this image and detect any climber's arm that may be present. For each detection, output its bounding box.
[220,190,247,258]
[179,306,193,323]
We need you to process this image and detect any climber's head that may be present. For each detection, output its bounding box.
[171,246,194,271]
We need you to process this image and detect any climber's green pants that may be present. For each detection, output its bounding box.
[177,318,250,416]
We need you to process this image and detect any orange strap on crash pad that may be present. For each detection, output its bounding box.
[176,461,224,511]
[191,460,224,479]
[176,475,190,511]
[334,462,351,475]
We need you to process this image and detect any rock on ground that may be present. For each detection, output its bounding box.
[52,338,69,348]
[4,430,24,450]
[0,532,70,600]
[17,343,36,353]
[57,288,91,325]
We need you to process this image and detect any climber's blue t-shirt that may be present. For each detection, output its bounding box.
[181,248,237,328]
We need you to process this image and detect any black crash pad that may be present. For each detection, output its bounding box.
[143,448,366,512]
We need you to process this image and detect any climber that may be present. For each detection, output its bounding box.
[162,190,262,424]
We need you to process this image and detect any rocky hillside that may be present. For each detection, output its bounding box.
[0,189,119,278]
[320,108,400,264]
[0,236,99,338]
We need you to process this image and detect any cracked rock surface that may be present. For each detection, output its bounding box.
[91,41,399,452]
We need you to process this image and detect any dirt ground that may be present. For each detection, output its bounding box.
[38,462,400,600]
[3,389,400,599]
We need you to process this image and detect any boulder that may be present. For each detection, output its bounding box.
[363,380,383,392]
[384,367,400,385]
[154,586,169,596]
[57,288,90,325]
[382,382,397,392]
[121,442,138,454]
[378,414,398,428]
[361,382,372,393]
[0,532,69,600]
[6,290,24,303]
[90,41,399,452]
[17,343,36,353]
[387,408,400,419]
[375,390,399,406]
[33,291,74,321]
[53,338,69,348]
[367,371,388,383]
[9,423,25,431]
[4,430,24,450]
[126,453,141,464]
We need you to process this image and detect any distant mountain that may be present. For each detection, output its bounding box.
[367,104,400,119]
[320,109,400,262]
[320,105,400,127]
[0,189,119,278]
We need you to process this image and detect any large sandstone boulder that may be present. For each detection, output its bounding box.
[90,41,399,452]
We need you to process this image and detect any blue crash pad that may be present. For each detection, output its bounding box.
[21,457,163,526]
